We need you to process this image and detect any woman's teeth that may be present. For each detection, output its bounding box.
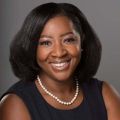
[51,62,69,71]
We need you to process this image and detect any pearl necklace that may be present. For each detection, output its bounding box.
[37,76,79,106]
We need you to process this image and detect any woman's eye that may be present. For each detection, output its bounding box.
[39,41,52,46]
[64,38,77,44]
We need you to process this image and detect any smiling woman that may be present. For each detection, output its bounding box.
[37,16,81,81]
[0,2,120,120]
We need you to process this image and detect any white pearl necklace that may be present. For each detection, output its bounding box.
[37,76,79,106]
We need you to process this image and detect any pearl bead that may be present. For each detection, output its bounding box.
[37,76,79,106]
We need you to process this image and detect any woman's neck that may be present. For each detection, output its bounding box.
[38,74,76,95]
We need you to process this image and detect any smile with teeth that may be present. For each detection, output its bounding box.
[51,61,70,71]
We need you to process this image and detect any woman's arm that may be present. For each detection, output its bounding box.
[102,81,120,120]
[0,94,31,120]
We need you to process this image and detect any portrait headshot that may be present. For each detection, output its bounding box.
[0,0,120,120]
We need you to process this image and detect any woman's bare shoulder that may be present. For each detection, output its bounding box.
[102,81,120,120]
[0,94,31,120]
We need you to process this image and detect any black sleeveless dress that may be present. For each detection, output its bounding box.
[0,78,107,120]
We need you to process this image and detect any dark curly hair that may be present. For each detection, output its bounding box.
[9,2,102,82]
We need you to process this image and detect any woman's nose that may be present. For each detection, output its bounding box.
[51,43,67,58]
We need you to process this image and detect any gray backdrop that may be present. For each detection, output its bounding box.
[0,0,120,96]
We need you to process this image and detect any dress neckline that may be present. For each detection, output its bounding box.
[32,80,86,112]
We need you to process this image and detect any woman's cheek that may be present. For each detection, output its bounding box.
[67,45,81,57]
[36,47,50,61]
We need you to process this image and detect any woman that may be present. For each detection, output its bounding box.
[0,2,120,120]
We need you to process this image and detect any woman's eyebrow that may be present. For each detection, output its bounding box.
[40,32,74,39]
[60,32,74,37]
[40,35,53,39]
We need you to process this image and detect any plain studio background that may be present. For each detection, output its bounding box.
[0,0,120,96]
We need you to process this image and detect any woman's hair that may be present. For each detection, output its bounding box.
[9,2,101,82]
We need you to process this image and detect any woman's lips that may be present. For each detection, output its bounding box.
[50,60,71,71]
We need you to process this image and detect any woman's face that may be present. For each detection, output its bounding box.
[36,16,82,81]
